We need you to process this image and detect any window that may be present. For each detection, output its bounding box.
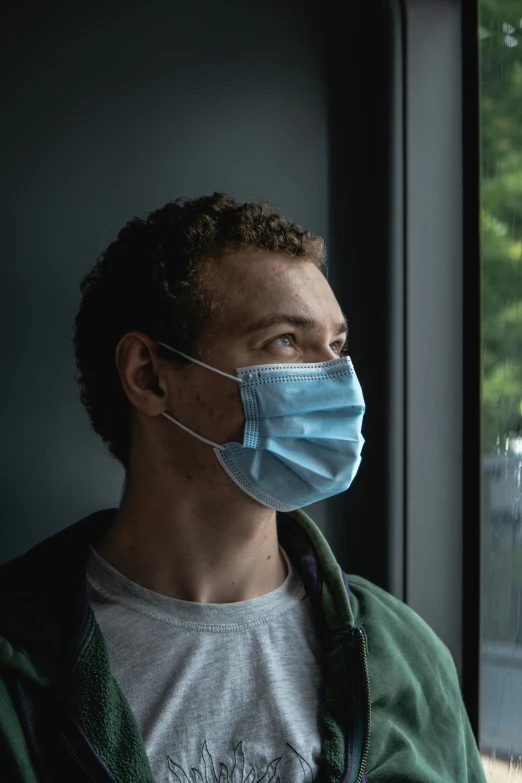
[479,0,522,778]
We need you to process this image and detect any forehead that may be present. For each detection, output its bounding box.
[210,248,342,329]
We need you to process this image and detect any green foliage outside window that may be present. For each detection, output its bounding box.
[480,0,522,453]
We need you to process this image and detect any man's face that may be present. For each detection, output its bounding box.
[161,248,348,451]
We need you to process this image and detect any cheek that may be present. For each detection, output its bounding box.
[219,385,245,424]
[222,388,245,440]
[197,382,245,440]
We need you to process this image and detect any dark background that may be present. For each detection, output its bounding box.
[1,0,397,594]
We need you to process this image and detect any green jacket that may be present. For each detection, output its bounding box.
[0,507,486,782]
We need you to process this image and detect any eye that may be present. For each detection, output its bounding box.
[270,335,348,354]
[332,340,349,356]
[271,334,295,348]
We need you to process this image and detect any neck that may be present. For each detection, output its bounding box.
[94,454,288,604]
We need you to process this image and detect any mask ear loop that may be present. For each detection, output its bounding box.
[156,341,243,450]
[161,412,226,450]
[156,342,243,384]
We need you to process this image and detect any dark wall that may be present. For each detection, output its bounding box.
[2,1,401,598]
[1,0,331,563]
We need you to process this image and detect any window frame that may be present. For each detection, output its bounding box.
[325,0,481,736]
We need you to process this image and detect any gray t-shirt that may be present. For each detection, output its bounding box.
[86,545,323,783]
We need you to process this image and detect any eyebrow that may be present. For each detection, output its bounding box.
[242,313,349,338]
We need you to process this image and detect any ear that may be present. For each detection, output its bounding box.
[115,332,167,417]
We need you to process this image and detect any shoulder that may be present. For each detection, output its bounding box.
[343,578,486,781]
[346,573,458,689]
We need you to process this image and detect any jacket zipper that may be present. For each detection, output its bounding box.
[59,610,116,783]
[59,726,100,783]
[353,626,372,783]
[67,607,96,673]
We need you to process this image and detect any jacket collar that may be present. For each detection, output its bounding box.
[0,507,355,669]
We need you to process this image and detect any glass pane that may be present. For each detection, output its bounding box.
[479,1,522,779]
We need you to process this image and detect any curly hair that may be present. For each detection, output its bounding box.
[73,192,326,470]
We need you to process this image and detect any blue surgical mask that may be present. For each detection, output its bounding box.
[157,342,365,512]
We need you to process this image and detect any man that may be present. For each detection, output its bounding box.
[0,193,486,782]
